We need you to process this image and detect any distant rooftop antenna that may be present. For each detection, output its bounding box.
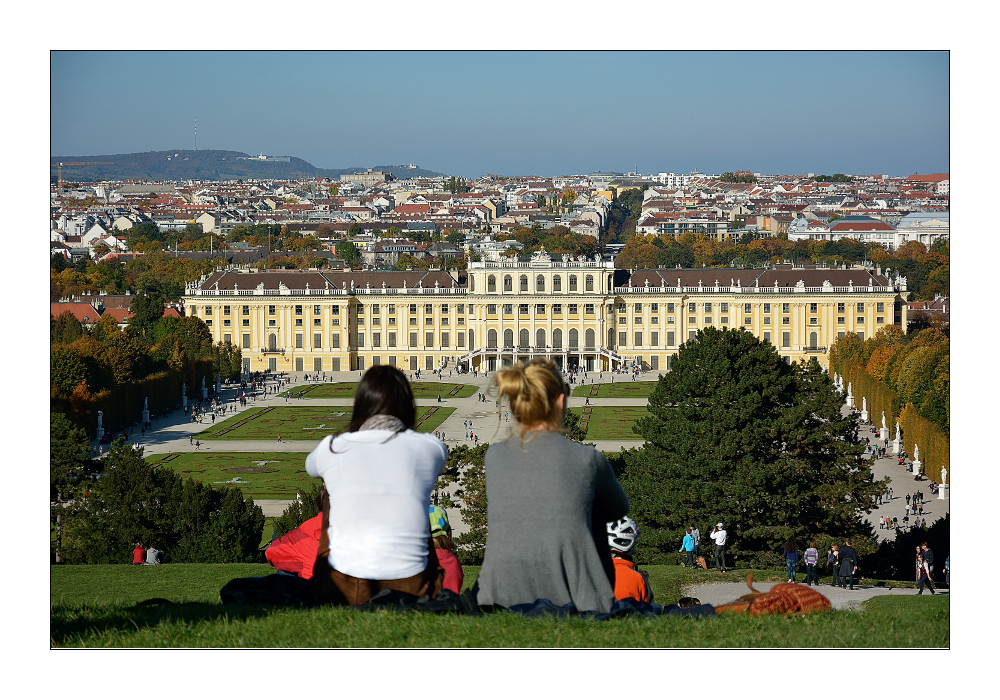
[194,117,197,151]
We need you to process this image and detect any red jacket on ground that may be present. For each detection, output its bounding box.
[434,547,464,593]
[265,513,323,579]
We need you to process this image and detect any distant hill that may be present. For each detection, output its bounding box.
[50,150,445,183]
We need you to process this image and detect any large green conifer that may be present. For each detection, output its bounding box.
[621,327,882,567]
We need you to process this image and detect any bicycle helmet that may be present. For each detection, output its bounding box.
[607,516,640,553]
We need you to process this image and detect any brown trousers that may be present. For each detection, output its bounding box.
[309,487,445,606]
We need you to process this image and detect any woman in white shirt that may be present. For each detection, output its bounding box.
[306,365,448,605]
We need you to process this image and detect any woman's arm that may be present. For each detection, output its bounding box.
[305,436,332,478]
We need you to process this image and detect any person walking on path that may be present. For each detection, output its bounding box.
[679,528,696,568]
[195,440,200,450]
[921,542,935,577]
[916,554,935,594]
[710,523,727,572]
[804,541,820,585]
[906,494,911,507]
[839,539,858,590]
[784,538,800,583]
[879,515,885,530]
[691,524,701,557]
[829,544,842,587]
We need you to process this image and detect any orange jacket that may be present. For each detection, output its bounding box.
[612,558,653,603]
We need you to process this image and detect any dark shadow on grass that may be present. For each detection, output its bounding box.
[50,600,290,646]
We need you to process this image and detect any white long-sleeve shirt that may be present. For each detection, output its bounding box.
[710,529,727,546]
[306,429,447,580]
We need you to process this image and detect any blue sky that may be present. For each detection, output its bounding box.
[51,51,948,178]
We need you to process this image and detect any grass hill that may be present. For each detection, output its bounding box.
[50,150,444,183]
[50,564,948,647]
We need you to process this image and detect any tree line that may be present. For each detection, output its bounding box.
[51,290,239,435]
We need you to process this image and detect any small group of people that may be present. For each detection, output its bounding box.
[826,540,860,589]
[132,542,162,565]
[781,539,823,585]
[678,523,727,572]
[273,359,642,612]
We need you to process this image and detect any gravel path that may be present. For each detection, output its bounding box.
[683,580,948,611]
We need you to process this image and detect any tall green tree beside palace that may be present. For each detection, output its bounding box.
[621,327,883,567]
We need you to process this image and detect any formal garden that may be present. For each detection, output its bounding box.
[196,405,456,440]
[571,381,659,399]
[290,382,479,399]
[568,406,650,441]
[145,452,314,500]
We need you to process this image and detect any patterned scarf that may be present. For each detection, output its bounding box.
[358,414,406,433]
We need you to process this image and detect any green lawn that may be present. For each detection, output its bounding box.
[570,406,650,441]
[196,406,455,440]
[292,382,480,399]
[145,452,315,500]
[50,564,948,648]
[571,381,659,398]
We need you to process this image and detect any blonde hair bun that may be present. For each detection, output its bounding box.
[490,358,567,435]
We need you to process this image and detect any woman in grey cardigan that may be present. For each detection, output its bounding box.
[473,358,631,613]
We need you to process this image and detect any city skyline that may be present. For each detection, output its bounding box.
[51,51,948,179]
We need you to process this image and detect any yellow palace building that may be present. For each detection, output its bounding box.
[183,249,909,375]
